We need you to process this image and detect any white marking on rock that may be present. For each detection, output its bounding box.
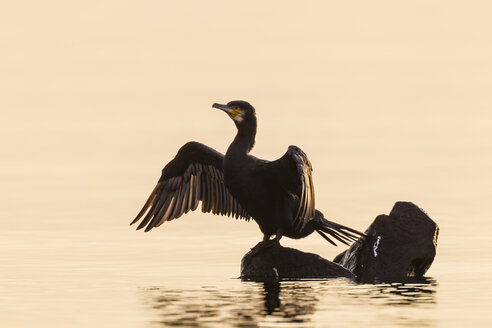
[373,236,381,257]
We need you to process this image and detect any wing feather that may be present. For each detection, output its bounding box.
[195,172,201,202]
[170,185,185,220]
[190,175,199,211]
[289,146,315,230]
[146,192,172,231]
[154,196,175,228]
[186,176,194,213]
[131,184,158,225]
[181,180,190,214]
[131,142,251,231]
[258,145,315,232]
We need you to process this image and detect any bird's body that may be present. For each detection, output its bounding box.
[223,154,282,238]
[131,101,364,251]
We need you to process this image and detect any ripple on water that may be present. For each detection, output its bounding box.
[140,278,438,327]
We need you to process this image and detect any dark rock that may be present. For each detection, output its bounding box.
[241,242,355,281]
[334,202,439,282]
[241,202,439,282]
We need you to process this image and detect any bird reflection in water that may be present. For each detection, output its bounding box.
[142,278,437,327]
[262,281,318,319]
[143,281,317,327]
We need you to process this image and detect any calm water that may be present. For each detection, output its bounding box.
[1,1,492,327]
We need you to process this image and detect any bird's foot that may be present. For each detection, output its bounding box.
[247,239,280,258]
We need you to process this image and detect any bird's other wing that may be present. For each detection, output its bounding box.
[131,141,251,232]
[260,145,315,231]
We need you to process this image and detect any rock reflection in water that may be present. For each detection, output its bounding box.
[142,278,437,327]
[373,278,437,306]
[339,277,437,306]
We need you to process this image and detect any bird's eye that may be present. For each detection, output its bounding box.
[232,106,239,110]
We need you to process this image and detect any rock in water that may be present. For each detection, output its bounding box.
[334,202,439,282]
[241,243,355,281]
[241,202,438,282]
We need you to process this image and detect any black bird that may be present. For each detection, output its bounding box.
[131,101,364,254]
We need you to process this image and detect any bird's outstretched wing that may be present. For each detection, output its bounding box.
[260,146,366,244]
[131,141,251,232]
[260,145,315,231]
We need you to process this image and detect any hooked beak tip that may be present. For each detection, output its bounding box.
[212,103,232,113]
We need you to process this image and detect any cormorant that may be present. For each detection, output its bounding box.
[131,101,364,254]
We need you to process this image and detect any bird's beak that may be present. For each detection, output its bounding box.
[212,103,233,115]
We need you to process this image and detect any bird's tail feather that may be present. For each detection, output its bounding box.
[314,210,366,246]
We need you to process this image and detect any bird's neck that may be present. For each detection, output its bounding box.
[228,123,256,157]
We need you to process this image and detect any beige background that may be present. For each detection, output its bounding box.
[1,1,491,327]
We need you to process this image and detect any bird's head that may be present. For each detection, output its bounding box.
[212,100,256,127]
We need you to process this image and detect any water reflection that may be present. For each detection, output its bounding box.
[339,278,437,306]
[375,278,437,305]
[142,278,437,327]
[261,281,318,321]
